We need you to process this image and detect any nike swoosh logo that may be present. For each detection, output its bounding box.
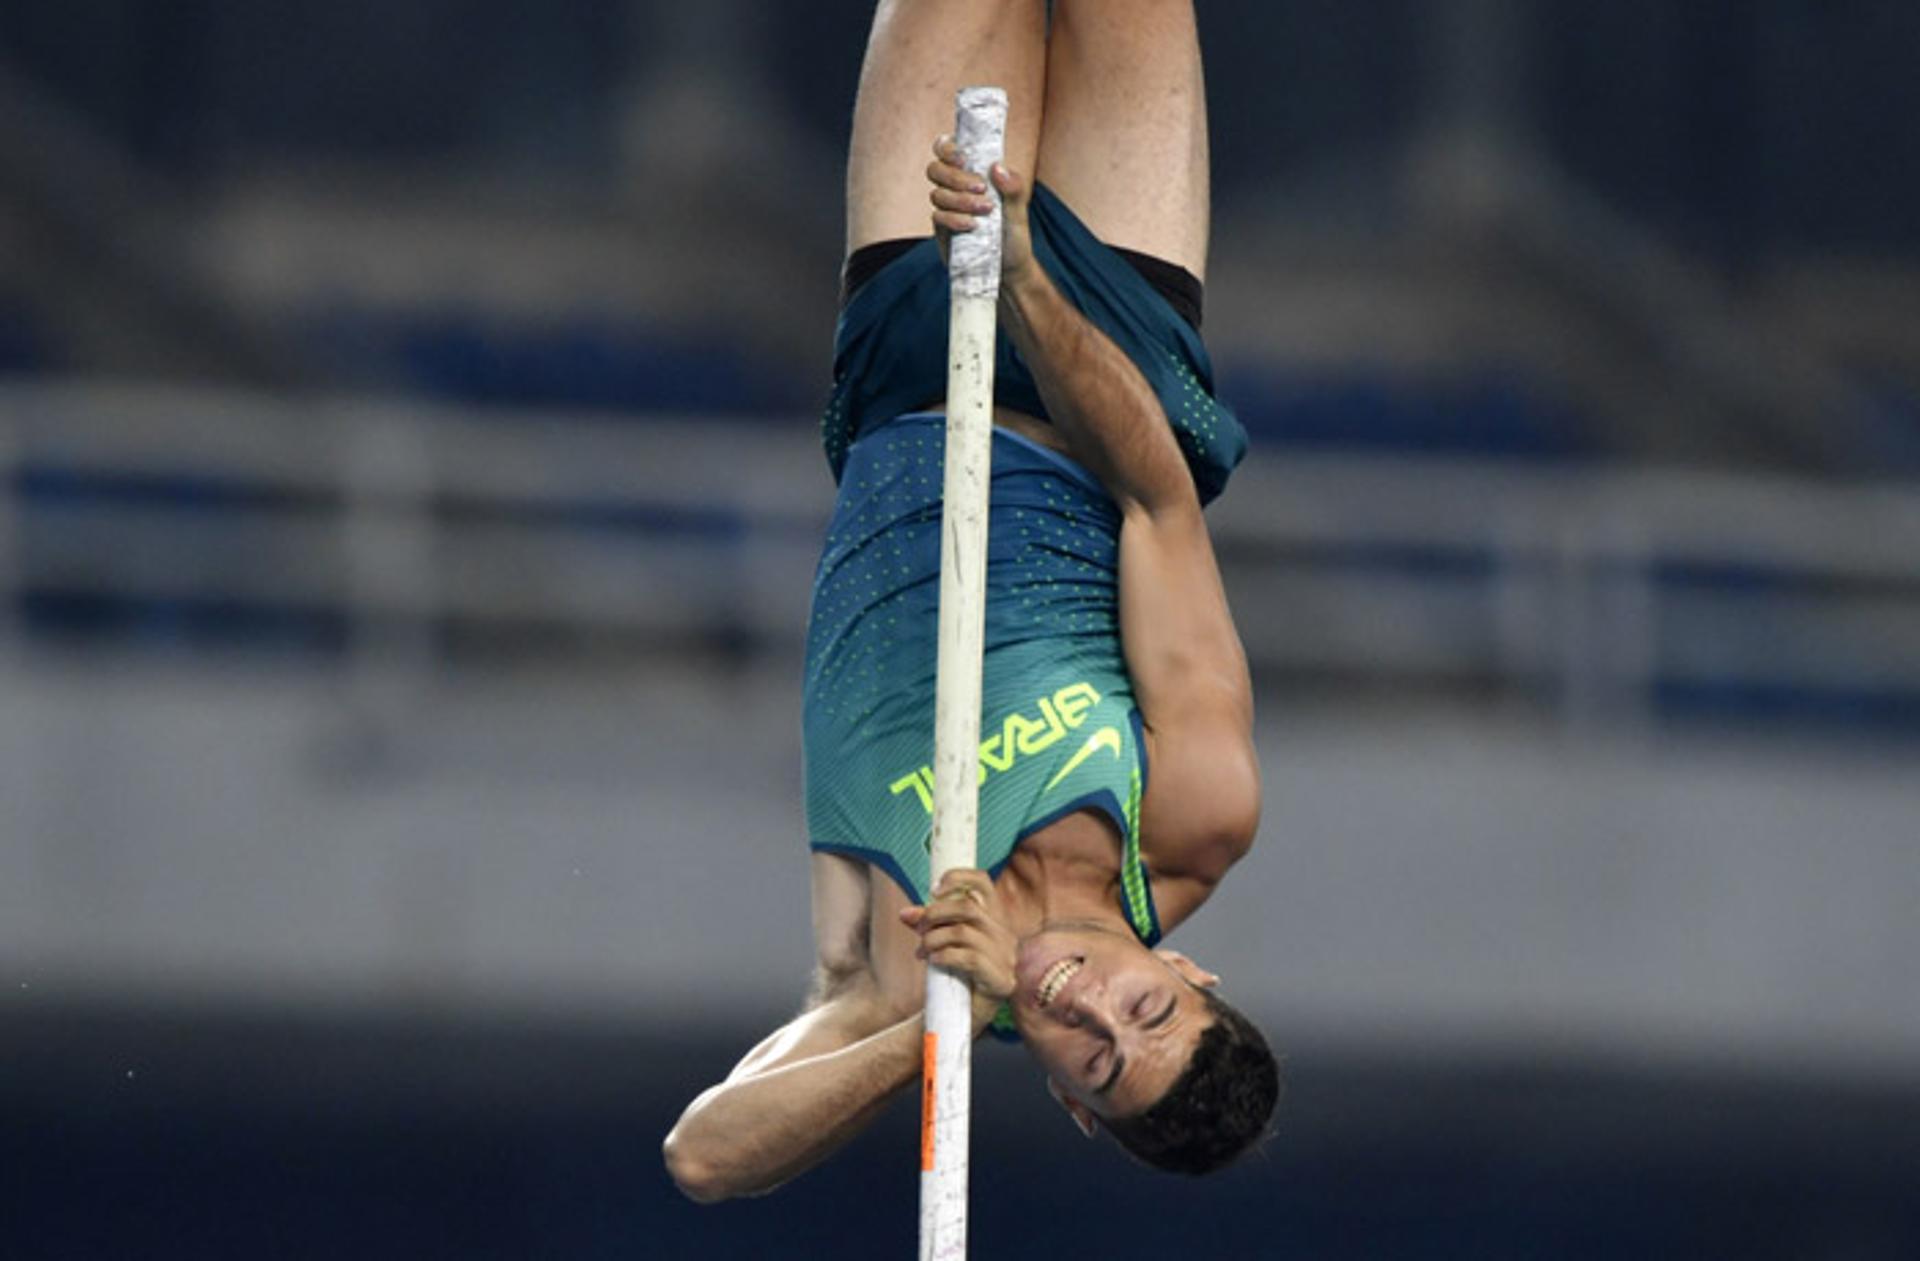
[1044,726,1123,792]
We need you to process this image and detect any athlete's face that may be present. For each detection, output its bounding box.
[1008,922,1220,1124]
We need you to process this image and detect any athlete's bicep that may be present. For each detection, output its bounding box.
[1119,504,1252,735]
[721,987,891,1086]
[1121,505,1261,889]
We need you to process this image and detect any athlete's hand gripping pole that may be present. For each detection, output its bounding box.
[921,85,1005,1261]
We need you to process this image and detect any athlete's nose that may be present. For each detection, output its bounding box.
[1069,979,1119,1030]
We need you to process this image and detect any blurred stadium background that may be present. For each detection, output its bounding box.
[2,2,1918,1257]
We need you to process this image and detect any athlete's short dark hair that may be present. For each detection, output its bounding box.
[1105,991,1279,1175]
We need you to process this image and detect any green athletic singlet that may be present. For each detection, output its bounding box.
[804,414,1159,944]
[804,185,1246,958]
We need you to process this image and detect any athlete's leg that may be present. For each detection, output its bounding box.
[846,0,1048,256]
[1033,0,1211,279]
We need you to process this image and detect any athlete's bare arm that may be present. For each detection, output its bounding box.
[663,859,1014,1202]
[1003,225,1258,915]
[663,854,916,1201]
[662,989,924,1203]
[931,153,1258,925]
[925,1,1253,921]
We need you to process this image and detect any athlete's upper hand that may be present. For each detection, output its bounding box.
[899,868,1018,1034]
[928,135,1036,289]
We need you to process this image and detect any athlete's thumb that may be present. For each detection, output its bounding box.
[990,162,1029,207]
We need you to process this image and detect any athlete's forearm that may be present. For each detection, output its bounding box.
[663,1010,925,1202]
[998,265,1197,518]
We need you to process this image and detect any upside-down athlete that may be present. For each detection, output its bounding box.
[665,0,1279,1198]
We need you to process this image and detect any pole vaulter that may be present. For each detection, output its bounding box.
[666,4,1281,1234]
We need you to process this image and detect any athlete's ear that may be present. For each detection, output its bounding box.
[1047,1076,1100,1139]
[1155,949,1221,990]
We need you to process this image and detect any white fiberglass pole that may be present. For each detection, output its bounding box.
[919,84,1005,1261]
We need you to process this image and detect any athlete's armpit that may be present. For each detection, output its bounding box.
[809,850,873,1004]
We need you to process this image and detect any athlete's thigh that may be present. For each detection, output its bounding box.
[1034,0,1211,278]
[845,0,1047,254]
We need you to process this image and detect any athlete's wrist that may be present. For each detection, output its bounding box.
[998,258,1052,316]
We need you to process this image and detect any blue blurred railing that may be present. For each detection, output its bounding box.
[3,383,1916,736]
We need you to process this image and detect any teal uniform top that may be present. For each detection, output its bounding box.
[805,414,1160,948]
[805,184,1245,982]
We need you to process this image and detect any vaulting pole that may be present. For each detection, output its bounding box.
[919,84,1005,1261]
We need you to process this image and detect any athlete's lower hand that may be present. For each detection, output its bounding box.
[928,135,1036,289]
[899,868,1018,1034]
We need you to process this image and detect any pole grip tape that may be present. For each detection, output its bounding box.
[948,86,1008,300]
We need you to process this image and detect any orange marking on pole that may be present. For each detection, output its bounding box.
[921,1031,938,1172]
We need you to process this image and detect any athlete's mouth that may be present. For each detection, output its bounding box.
[1037,956,1084,1008]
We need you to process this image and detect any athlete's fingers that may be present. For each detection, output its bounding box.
[924,949,1014,1001]
[932,209,979,236]
[915,925,963,958]
[989,161,1028,202]
[933,871,990,898]
[928,176,991,212]
[930,185,996,219]
[926,894,985,922]
[916,924,1007,970]
[930,135,980,177]
[904,891,990,940]
[922,895,982,920]
[913,903,988,940]
[926,153,989,195]
[927,951,1001,991]
[915,919,993,951]
[921,944,975,975]
[933,869,992,899]
[920,934,1007,979]
[928,133,1001,245]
